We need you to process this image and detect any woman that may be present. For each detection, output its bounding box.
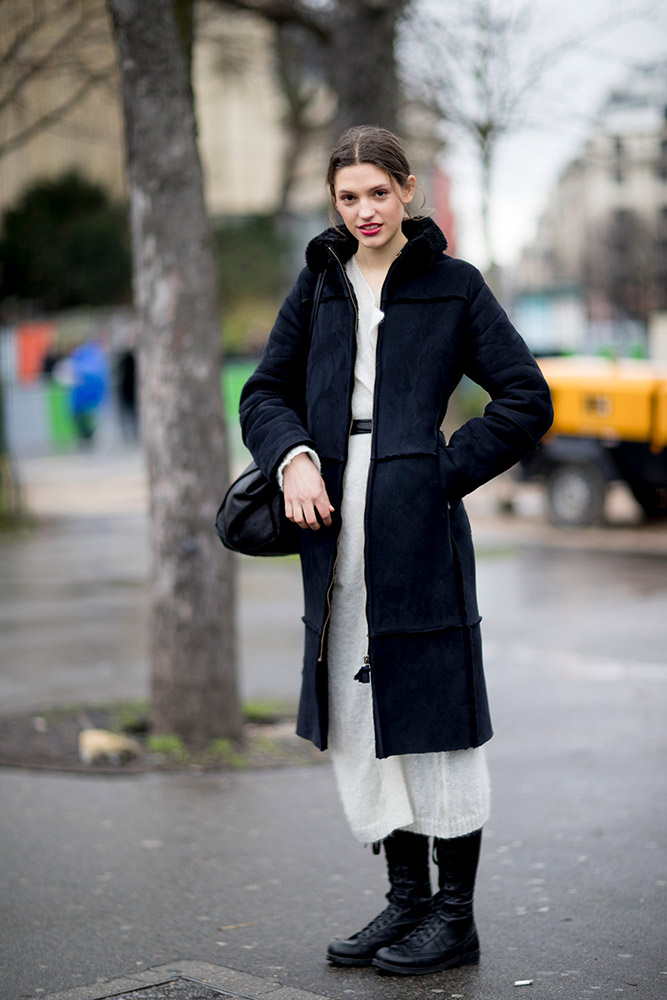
[240,125,553,976]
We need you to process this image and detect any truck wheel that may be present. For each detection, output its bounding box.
[546,463,606,527]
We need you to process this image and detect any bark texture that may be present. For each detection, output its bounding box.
[329,0,407,136]
[107,0,241,749]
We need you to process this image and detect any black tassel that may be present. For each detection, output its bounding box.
[354,655,371,683]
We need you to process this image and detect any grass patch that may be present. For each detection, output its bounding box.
[146,733,188,761]
[208,738,246,768]
[110,699,150,735]
[147,733,247,769]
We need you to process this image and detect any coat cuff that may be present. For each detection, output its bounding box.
[276,445,321,491]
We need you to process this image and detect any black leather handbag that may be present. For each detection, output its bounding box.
[215,271,325,556]
[215,460,301,556]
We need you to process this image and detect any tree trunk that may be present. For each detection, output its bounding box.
[106,0,242,751]
[329,0,407,137]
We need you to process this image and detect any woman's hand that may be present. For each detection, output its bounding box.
[283,453,334,530]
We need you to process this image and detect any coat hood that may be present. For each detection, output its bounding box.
[305,216,448,274]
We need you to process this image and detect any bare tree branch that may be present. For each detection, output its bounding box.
[0,62,117,158]
[273,20,332,213]
[400,0,661,270]
[0,2,103,117]
[0,0,118,160]
[1,1,47,68]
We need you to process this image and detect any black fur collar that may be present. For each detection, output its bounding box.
[305,216,448,274]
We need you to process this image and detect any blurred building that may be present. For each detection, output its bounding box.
[0,0,330,220]
[514,62,667,357]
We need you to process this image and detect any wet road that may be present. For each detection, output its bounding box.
[1,452,666,1000]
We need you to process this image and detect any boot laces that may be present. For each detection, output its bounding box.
[398,908,446,947]
[357,901,407,939]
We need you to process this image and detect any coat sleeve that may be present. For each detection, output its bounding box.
[239,268,319,481]
[439,266,554,501]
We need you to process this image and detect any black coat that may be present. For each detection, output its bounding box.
[240,218,553,758]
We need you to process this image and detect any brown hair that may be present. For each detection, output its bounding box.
[326,125,415,222]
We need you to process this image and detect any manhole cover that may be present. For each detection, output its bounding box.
[105,980,238,1000]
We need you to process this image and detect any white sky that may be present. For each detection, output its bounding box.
[436,0,667,269]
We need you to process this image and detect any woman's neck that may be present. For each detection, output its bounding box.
[355,231,407,296]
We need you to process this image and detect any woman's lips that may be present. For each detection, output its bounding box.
[359,224,382,235]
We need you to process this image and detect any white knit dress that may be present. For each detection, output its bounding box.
[325,256,491,845]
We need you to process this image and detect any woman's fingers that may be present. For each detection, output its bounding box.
[303,503,321,530]
[287,500,323,530]
[315,495,334,527]
[285,492,334,531]
[283,454,334,531]
[284,496,313,529]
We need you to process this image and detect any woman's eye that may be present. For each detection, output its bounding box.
[340,195,354,203]
[375,190,388,198]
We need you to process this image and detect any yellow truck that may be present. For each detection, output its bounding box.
[519,357,667,526]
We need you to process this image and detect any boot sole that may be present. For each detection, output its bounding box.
[372,949,480,975]
[326,952,374,967]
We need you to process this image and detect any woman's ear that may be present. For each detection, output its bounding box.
[403,175,417,205]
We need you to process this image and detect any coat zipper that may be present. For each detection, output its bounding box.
[317,247,359,664]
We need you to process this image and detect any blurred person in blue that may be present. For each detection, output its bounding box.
[240,126,553,976]
[63,338,109,446]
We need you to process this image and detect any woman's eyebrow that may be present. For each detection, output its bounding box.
[337,184,388,196]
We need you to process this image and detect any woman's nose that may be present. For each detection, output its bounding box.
[358,200,374,218]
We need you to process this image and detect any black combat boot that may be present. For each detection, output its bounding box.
[326,830,432,967]
[372,828,482,975]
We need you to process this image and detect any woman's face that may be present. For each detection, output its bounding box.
[333,163,415,256]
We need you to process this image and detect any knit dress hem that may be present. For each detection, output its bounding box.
[352,806,491,846]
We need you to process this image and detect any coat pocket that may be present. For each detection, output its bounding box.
[436,435,461,511]
[437,437,479,623]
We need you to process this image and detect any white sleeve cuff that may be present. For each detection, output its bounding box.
[276,445,321,491]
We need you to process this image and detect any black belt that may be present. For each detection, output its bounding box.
[351,419,372,435]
